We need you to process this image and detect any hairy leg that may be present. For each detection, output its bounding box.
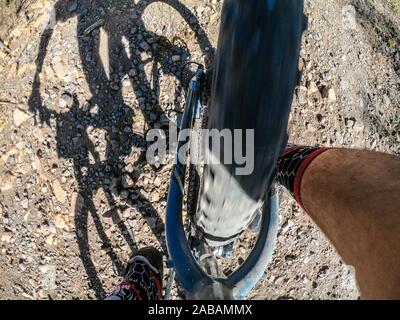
[300,149,400,299]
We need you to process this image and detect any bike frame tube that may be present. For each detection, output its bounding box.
[166,68,214,293]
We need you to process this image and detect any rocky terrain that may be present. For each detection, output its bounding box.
[0,0,399,300]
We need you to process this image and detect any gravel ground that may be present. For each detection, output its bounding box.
[0,0,399,300]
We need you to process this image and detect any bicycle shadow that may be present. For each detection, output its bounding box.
[28,0,213,298]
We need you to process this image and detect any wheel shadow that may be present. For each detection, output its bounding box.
[28,0,213,298]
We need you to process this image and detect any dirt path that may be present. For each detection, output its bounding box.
[0,0,399,300]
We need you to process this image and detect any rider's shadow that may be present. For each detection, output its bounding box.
[28,0,213,298]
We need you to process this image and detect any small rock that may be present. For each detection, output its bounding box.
[15,141,24,150]
[340,79,349,91]
[321,87,336,102]
[69,192,84,217]
[122,208,132,219]
[388,38,397,47]
[353,122,365,132]
[335,131,344,144]
[63,169,71,177]
[139,41,150,51]
[274,276,284,285]
[146,217,157,229]
[59,93,73,109]
[128,68,137,77]
[13,108,31,127]
[307,81,319,95]
[328,88,336,102]
[54,215,67,229]
[151,193,160,202]
[83,19,105,36]
[39,265,57,290]
[124,164,135,173]
[48,224,57,234]
[90,104,99,116]
[1,231,13,243]
[34,155,47,182]
[102,208,121,224]
[154,177,161,187]
[306,122,316,133]
[296,86,308,105]
[285,254,297,262]
[20,198,29,209]
[51,60,67,79]
[122,78,131,88]
[281,219,294,234]
[322,71,332,81]
[318,265,329,277]
[37,290,46,299]
[316,114,325,123]
[140,189,149,198]
[382,95,391,108]
[0,173,15,192]
[82,100,91,112]
[345,118,355,128]
[120,190,129,200]
[121,174,135,189]
[298,58,305,71]
[171,55,181,62]
[45,234,56,246]
[52,180,67,204]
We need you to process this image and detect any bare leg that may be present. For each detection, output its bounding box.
[300,149,400,299]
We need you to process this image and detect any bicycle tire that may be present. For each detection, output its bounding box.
[196,0,305,246]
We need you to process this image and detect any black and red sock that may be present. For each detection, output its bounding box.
[277,144,331,209]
